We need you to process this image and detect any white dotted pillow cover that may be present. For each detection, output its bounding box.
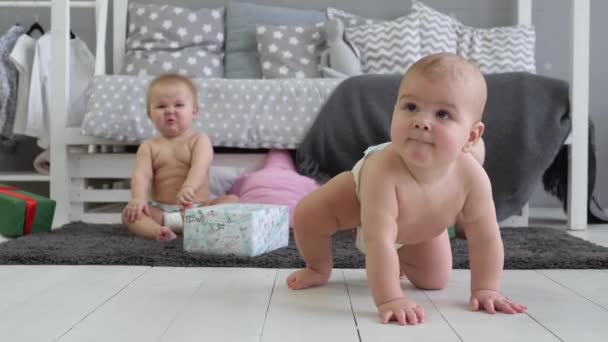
[256,23,327,78]
[81,76,341,149]
[122,2,225,78]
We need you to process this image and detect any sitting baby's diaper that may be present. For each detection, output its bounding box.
[183,203,289,257]
[149,201,202,233]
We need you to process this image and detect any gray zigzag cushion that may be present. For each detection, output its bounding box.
[413,1,458,56]
[325,7,384,27]
[344,15,420,74]
[457,25,536,74]
[122,3,225,78]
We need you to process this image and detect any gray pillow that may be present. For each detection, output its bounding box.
[457,24,536,74]
[256,23,326,79]
[412,1,458,56]
[325,7,384,27]
[344,14,420,74]
[122,2,225,77]
[224,2,326,79]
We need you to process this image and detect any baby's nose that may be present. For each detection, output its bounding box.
[413,119,431,131]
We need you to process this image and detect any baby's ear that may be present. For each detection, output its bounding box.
[463,121,484,152]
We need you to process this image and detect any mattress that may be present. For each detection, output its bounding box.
[80,75,341,148]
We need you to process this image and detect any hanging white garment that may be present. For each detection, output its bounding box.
[33,148,50,175]
[0,25,25,143]
[8,34,37,136]
[26,33,94,149]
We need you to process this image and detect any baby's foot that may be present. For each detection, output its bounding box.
[158,226,177,242]
[287,268,330,290]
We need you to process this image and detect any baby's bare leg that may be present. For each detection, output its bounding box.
[287,172,361,290]
[122,205,176,241]
[398,230,452,290]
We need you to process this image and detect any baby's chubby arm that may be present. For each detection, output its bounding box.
[462,169,526,314]
[178,133,213,208]
[360,164,424,325]
[125,141,154,221]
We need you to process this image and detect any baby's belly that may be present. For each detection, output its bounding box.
[396,221,454,245]
[152,179,210,204]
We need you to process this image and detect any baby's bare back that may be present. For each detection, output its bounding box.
[148,135,210,204]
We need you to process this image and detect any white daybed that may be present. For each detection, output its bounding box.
[3,0,588,230]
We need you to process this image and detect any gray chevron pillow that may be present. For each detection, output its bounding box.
[457,25,536,74]
[325,7,383,28]
[344,15,420,74]
[413,1,458,56]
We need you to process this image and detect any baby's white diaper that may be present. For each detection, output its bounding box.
[149,201,201,233]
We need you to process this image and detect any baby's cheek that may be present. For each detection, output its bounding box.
[390,121,408,141]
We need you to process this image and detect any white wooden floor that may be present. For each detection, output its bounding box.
[0,224,607,342]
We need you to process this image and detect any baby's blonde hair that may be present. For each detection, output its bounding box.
[146,74,199,113]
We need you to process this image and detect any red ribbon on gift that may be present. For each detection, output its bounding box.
[0,186,37,235]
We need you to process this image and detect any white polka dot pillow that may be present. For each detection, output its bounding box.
[256,23,326,79]
[122,2,225,78]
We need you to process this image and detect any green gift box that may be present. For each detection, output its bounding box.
[0,185,56,238]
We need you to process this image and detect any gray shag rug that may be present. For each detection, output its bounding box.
[1,222,608,269]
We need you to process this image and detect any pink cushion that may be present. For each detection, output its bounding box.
[228,150,319,227]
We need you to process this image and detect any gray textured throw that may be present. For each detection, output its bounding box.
[1,223,607,269]
[296,73,571,221]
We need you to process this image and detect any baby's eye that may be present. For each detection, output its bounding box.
[176,103,184,107]
[436,110,451,119]
[404,102,418,112]
[156,104,166,109]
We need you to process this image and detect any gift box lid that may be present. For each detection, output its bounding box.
[185,203,288,225]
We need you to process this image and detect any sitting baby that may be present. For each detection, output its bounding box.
[122,74,238,242]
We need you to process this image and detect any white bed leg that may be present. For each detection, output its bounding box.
[50,0,71,228]
[567,0,590,231]
[70,178,85,222]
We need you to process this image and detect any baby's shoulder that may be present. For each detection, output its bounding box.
[362,148,404,184]
[137,138,157,152]
[187,131,208,142]
[457,153,491,192]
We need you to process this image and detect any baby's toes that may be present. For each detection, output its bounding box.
[158,227,177,242]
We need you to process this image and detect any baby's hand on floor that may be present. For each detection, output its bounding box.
[124,199,149,222]
[470,289,527,314]
[377,297,425,325]
[177,186,195,209]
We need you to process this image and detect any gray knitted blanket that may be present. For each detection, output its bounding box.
[296,73,571,221]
